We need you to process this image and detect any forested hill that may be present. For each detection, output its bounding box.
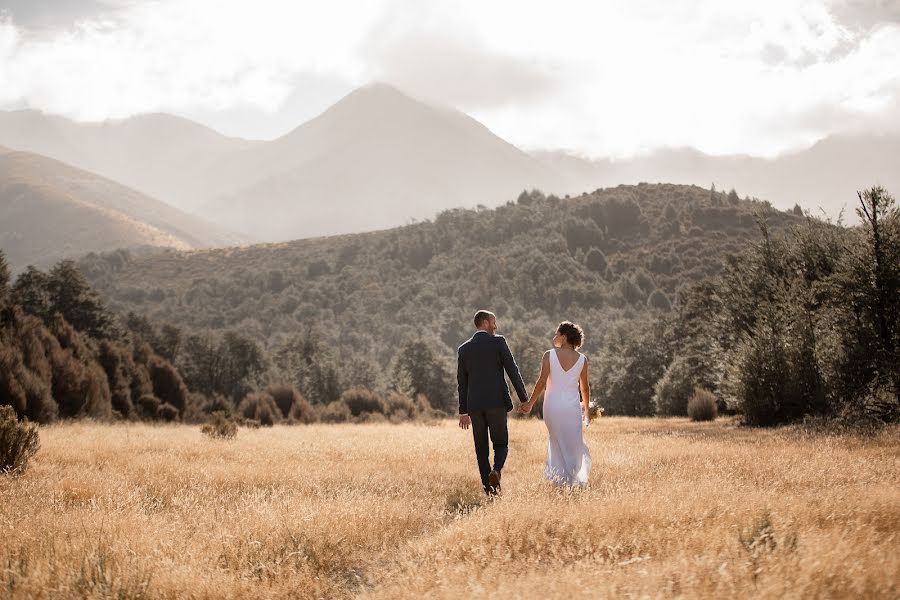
[77,183,800,411]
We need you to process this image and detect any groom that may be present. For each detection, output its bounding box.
[457,310,529,495]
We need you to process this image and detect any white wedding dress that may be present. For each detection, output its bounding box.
[543,350,592,486]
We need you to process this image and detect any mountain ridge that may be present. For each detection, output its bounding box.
[0,147,247,272]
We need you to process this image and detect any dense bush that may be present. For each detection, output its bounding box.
[382,391,419,422]
[0,405,40,474]
[156,402,180,422]
[341,388,384,417]
[236,392,281,426]
[319,400,352,423]
[0,252,198,424]
[288,395,318,424]
[687,388,718,421]
[266,383,301,418]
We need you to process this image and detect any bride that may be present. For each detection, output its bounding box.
[519,321,592,487]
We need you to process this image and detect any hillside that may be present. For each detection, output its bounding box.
[535,133,900,220]
[0,147,246,271]
[80,183,801,392]
[0,110,258,212]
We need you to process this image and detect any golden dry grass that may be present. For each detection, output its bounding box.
[1,418,897,599]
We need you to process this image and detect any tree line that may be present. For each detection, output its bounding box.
[4,183,895,426]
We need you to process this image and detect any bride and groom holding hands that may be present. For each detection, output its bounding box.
[457,310,593,495]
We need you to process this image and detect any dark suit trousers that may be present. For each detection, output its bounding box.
[469,407,509,489]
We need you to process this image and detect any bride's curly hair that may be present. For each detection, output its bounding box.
[557,321,584,350]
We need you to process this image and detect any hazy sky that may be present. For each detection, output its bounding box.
[0,0,898,158]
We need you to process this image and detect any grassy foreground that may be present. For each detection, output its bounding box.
[1,418,897,599]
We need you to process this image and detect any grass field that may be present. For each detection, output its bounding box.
[1,418,897,599]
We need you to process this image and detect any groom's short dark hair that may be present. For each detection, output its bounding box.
[474,310,495,327]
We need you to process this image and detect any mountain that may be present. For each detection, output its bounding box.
[535,133,900,220]
[0,146,246,272]
[199,83,566,241]
[3,84,894,242]
[0,110,258,212]
[0,85,565,242]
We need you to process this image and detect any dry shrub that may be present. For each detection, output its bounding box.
[156,402,180,422]
[237,392,281,426]
[265,383,300,418]
[359,412,388,424]
[688,388,718,421]
[0,405,40,474]
[288,395,318,424]
[201,411,237,439]
[340,387,384,416]
[148,356,188,415]
[60,358,110,419]
[97,340,137,417]
[137,394,160,418]
[383,392,419,422]
[319,400,352,423]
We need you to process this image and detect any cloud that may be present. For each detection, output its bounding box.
[0,0,898,157]
[0,0,123,29]
[359,0,557,109]
[0,0,386,120]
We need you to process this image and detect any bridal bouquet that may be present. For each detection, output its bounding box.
[584,398,604,428]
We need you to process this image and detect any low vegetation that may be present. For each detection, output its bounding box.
[687,388,718,421]
[0,405,39,474]
[201,411,238,440]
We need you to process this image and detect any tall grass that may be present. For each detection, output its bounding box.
[0,418,896,598]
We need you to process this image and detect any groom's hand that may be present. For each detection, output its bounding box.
[458,415,471,430]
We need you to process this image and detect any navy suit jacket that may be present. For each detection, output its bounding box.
[457,331,529,415]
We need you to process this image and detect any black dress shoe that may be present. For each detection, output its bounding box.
[488,469,501,494]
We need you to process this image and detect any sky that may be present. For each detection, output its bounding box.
[0,0,898,158]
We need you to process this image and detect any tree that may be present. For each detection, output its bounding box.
[392,340,452,412]
[12,267,51,320]
[45,261,118,339]
[0,250,9,307]
[593,322,671,416]
[179,331,264,402]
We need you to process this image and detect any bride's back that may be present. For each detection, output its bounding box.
[554,346,581,373]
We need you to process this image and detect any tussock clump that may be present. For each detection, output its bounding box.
[201,411,237,439]
[688,388,718,421]
[0,405,40,474]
